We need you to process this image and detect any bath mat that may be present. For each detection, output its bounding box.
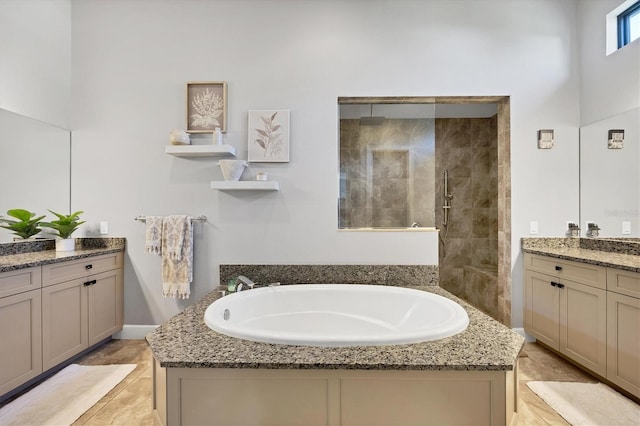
[0,363,136,426]
[527,381,640,426]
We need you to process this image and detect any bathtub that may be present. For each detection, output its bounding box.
[204,284,469,346]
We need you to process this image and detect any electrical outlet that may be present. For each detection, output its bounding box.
[99,221,109,235]
[530,221,539,235]
[622,221,631,235]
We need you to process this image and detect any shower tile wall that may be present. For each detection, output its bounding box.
[435,116,499,319]
[339,119,435,228]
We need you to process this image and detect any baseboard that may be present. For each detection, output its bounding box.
[113,324,159,339]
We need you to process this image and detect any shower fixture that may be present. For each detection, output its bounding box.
[442,169,453,226]
[359,104,385,126]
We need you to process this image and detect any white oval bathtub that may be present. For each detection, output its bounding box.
[203,284,469,347]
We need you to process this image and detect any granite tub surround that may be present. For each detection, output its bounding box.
[0,237,126,272]
[146,285,524,371]
[220,264,439,288]
[521,237,640,272]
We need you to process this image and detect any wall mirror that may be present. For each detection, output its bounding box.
[579,107,639,238]
[0,109,71,243]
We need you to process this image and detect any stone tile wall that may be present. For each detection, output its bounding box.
[436,116,501,321]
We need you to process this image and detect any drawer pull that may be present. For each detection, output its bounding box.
[85,264,93,270]
[555,266,563,271]
[83,280,97,286]
[556,283,565,289]
[550,281,559,287]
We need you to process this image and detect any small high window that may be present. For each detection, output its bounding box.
[618,0,640,48]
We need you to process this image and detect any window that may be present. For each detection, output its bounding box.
[618,0,640,48]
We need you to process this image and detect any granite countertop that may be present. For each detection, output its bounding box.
[521,239,640,273]
[146,286,525,372]
[0,238,126,273]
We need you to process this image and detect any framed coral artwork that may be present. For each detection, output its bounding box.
[186,81,227,133]
[248,110,290,162]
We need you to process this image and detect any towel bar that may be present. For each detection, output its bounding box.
[134,215,207,223]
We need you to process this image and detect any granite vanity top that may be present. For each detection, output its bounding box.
[146,285,525,372]
[521,238,640,273]
[0,238,126,273]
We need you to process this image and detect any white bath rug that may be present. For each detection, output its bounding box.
[527,381,640,426]
[0,363,136,426]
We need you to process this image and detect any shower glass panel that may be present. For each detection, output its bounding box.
[338,102,436,229]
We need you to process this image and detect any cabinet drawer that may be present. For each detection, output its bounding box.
[524,254,606,289]
[42,252,123,287]
[607,268,640,299]
[0,267,42,298]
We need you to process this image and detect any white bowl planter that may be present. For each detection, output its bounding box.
[55,238,75,252]
[218,160,248,181]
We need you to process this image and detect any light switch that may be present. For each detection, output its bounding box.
[100,221,109,235]
[622,221,631,235]
[530,221,539,235]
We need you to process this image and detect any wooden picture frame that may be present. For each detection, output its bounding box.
[186,81,227,133]
[248,110,290,162]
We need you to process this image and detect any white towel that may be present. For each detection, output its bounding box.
[144,216,163,255]
[161,215,193,299]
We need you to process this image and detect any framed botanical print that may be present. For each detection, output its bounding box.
[186,81,227,133]
[248,110,290,162]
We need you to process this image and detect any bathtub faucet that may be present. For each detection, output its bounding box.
[235,275,256,291]
[228,275,281,293]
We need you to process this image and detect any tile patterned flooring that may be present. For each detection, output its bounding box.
[5,339,630,425]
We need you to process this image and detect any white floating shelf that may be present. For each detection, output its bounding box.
[165,144,236,158]
[210,181,280,191]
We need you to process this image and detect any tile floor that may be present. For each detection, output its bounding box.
[4,339,632,425]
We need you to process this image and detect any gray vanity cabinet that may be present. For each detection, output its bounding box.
[524,254,608,377]
[606,268,640,397]
[41,253,124,370]
[525,253,640,399]
[0,267,43,396]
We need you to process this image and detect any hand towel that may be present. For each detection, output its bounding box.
[144,216,163,255]
[161,215,193,299]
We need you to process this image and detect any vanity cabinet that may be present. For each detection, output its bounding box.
[524,254,607,376]
[606,269,640,397]
[0,267,43,396]
[525,253,640,399]
[42,253,124,370]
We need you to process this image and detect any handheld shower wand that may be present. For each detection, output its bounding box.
[443,170,453,226]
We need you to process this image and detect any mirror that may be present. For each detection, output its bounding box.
[579,107,639,238]
[0,109,71,242]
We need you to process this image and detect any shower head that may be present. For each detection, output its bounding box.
[359,104,385,126]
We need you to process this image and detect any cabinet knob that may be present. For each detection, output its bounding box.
[85,264,93,270]
[555,266,562,271]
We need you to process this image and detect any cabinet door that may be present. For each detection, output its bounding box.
[87,269,123,346]
[524,270,560,349]
[607,291,640,398]
[0,289,42,395]
[559,279,607,376]
[42,278,88,371]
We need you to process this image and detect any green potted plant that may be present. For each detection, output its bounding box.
[40,210,85,251]
[0,209,45,240]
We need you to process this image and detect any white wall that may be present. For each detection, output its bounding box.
[70,0,581,327]
[0,0,71,128]
[579,0,640,125]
